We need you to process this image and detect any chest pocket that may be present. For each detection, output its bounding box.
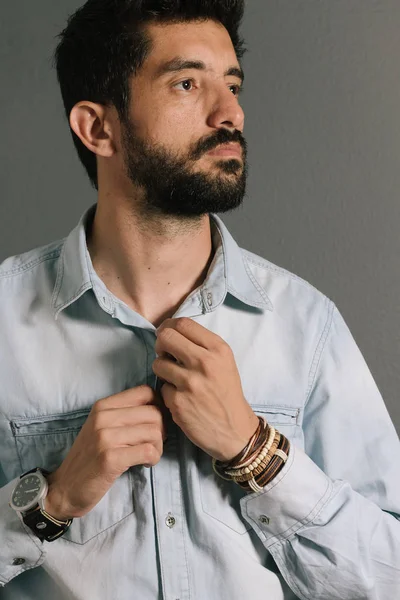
[10,410,134,545]
[198,404,300,535]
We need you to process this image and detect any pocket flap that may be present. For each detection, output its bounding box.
[10,409,90,437]
[250,404,299,425]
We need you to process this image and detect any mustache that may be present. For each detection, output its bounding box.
[190,129,247,160]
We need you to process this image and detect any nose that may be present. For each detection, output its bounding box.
[206,84,245,132]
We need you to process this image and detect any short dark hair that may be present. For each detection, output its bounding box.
[53,0,246,191]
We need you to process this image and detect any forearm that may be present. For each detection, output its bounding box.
[0,478,46,587]
[240,445,400,600]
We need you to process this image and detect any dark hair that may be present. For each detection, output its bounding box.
[53,0,246,190]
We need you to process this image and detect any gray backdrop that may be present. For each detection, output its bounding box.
[1,1,399,434]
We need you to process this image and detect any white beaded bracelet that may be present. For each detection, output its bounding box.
[225,426,276,477]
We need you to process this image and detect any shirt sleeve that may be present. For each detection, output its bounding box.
[240,301,400,600]
[0,475,46,587]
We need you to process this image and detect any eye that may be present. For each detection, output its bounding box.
[229,84,242,97]
[174,79,195,91]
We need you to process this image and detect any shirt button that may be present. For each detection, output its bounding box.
[165,513,176,528]
[12,558,25,566]
[259,515,270,525]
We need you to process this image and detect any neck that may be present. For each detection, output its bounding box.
[87,196,214,327]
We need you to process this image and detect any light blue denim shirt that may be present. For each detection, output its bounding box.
[0,204,399,600]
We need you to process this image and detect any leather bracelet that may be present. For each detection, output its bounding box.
[218,416,265,468]
[232,431,281,483]
[237,435,290,492]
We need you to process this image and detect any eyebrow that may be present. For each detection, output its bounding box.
[154,57,245,84]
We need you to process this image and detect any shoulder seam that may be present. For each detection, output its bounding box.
[241,248,324,296]
[305,299,335,406]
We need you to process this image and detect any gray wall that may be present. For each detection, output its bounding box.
[1,1,399,433]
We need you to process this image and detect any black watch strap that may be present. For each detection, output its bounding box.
[20,468,73,542]
[22,467,50,478]
[23,506,72,542]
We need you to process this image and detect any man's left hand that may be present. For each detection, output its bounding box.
[152,317,259,462]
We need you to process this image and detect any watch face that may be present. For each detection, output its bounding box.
[11,474,42,509]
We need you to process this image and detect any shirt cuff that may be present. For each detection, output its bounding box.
[240,445,333,547]
[0,478,46,586]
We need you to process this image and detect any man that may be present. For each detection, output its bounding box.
[0,1,399,598]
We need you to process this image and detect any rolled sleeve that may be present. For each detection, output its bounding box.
[240,445,333,546]
[0,478,46,587]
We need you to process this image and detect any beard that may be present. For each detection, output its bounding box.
[120,116,248,219]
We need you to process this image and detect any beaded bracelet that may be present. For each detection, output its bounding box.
[212,416,291,493]
[233,434,290,492]
[232,431,281,483]
[224,424,276,477]
[236,434,286,491]
[227,430,280,482]
[256,437,290,488]
[212,419,271,479]
[238,435,290,492]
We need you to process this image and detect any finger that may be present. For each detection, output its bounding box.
[94,386,157,412]
[153,356,187,388]
[155,328,198,367]
[97,424,165,451]
[93,405,167,438]
[104,443,163,475]
[157,317,220,350]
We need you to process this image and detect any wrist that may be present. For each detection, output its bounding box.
[216,414,260,464]
[45,473,74,521]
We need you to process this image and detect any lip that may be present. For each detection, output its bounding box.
[207,143,242,158]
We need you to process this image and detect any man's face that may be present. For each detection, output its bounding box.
[119,19,247,218]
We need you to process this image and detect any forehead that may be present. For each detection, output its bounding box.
[143,19,239,69]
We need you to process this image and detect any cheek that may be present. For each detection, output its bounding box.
[154,117,202,155]
[131,91,205,153]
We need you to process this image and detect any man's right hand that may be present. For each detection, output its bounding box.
[45,385,167,521]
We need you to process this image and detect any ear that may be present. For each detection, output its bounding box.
[69,101,117,157]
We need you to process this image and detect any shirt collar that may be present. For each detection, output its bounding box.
[52,203,272,319]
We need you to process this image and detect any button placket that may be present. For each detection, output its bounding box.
[151,428,190,600]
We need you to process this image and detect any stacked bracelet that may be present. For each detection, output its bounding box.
[212,416,290,493]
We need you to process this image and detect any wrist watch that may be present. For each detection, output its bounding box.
[9,467,73,542]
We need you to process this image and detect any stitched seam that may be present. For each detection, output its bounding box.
[241,254,272,306]
[9,422,24,472]
[241,451,297,540]
[253,405,299,425]
[267,481,344,600]
[244,447,333,540]
[310,480,346,525]
[226,283,267,308]
[12,428,85,438]
[10,409,91,424]
[266,478,333,543]
[61,506,135,546]
[243,250,323,294]
[178,437,192,599]
[1,521,48,585]
[0,250,62,279]
[51,241,66,309]
[54,283,92,314]
[305,299,335,405]
[151,465,167,599]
